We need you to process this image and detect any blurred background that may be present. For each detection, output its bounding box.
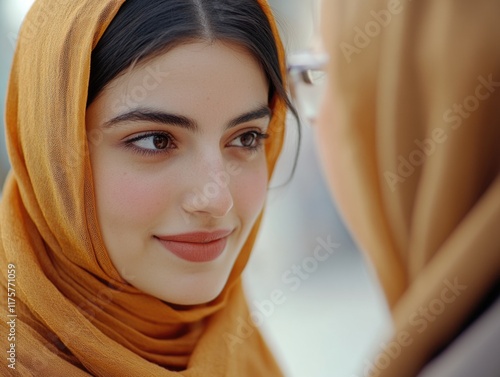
[0,1,390,376]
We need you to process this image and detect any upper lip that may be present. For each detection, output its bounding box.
[155,229,234,243]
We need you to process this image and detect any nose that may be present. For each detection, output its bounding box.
[181,160,234,219]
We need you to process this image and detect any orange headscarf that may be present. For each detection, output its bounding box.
[0,0,286,375]
[321,0,500,376]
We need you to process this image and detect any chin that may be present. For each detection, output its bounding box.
[166,286,225,306]
[147,272,230,306]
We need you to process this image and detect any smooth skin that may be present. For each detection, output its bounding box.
[86,41,270,305]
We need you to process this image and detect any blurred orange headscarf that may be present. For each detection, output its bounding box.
[321,0,500,376]
[0,0,286,375]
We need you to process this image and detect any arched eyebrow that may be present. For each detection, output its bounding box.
[225,105,271,129]
[101,105,272,131]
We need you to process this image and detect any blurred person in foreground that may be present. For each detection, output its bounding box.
[312,1,499,376]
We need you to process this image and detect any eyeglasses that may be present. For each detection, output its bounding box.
[287,51,329,126]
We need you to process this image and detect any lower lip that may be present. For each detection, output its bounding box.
[156,237,228,262]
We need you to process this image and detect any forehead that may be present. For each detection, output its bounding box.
[92,41,268,120]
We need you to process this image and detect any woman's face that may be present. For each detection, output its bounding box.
[86,41,270,305]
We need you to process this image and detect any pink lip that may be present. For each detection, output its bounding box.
[155,229,233,262]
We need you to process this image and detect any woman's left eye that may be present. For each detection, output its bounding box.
[228,131,269,149]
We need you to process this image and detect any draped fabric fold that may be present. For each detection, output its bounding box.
[0,0,286,375]
[326,1,500,376]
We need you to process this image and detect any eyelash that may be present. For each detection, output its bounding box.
[122,130,270,157]
[123,131,176,157]
[228,130,269,153]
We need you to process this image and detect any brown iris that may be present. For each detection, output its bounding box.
[153,135,169,149]
[239,132,257,148]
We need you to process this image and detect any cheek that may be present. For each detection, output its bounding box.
[232,159,268,222]
[92,159,171,230]
[316,86,343,199]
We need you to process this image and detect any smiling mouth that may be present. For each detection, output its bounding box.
[154,229,234,262]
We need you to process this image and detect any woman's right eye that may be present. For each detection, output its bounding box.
[124,132,176,155]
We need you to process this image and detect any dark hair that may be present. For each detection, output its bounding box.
[89,0,291,105]
[87,0,300,183]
